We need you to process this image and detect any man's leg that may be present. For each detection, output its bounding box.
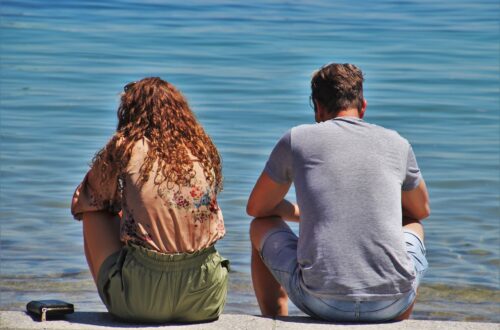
[402,217,424,241]
[82,211,122,284]
[250,216,289,317]
[395,217,425,321]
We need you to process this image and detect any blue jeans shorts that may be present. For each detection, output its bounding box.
[259,225,428,322]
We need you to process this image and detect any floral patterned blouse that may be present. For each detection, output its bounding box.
[71,139,225,253]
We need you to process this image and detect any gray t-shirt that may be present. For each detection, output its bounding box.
[264,117,422,300]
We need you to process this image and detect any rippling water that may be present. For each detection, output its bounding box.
[0,0,499,322]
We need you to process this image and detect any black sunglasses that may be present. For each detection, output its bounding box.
[123,81,137,92]
[309,95,317,112]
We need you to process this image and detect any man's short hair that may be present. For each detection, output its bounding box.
[311,63,364,114]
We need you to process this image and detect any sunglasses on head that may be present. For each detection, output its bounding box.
[309,95,317,113]
[123,81,137,92]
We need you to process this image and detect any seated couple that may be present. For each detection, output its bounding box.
[71,63,430,323]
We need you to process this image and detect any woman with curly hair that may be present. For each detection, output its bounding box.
[71,77,228,323]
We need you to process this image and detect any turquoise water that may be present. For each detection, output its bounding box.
[0,0,499,322]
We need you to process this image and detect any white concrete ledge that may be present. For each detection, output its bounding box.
[0,311,498,330]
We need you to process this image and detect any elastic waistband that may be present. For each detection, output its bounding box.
[125,244,218,271]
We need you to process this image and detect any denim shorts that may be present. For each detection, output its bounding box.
[259,225,428,322]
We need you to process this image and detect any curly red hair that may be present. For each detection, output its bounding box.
[93,77,222,193]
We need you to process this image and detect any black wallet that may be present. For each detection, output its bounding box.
[26,300,74,321]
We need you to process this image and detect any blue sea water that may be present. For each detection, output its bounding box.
[0,0,499,322]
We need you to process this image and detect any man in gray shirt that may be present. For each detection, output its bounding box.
[247,63,430,322]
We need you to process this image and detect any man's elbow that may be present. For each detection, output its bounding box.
[246,200,271,218]
[246,201,259,218]
[422,203,431,219]
[403,203,431,220]
[417,203,431,220]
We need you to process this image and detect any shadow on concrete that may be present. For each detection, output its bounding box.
[275,315,401,326]
[60,311,218,328]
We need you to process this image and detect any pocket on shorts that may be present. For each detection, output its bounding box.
[187,253,228,295]
[97,248,128,310]
[177,254,229,322]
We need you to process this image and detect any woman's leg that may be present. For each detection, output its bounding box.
[82,211,122,284]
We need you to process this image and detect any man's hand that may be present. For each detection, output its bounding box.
[402,179,430,220]
[247,171,300,222]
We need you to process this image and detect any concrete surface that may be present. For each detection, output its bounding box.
[1,312,498,330]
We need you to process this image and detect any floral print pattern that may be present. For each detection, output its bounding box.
[167,182,220,225]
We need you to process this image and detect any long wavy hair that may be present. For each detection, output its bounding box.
[92,77,223,193]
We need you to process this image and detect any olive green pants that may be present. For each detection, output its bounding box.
[97,244,229,323]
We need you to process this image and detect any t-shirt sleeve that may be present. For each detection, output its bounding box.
[402,144,422,191]
[71,163,122,221]
[263,130,293,184]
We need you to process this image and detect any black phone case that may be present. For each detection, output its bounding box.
[26,300,74,321]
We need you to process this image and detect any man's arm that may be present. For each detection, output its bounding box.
[402,179,430,220]
[246,171,300,222]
